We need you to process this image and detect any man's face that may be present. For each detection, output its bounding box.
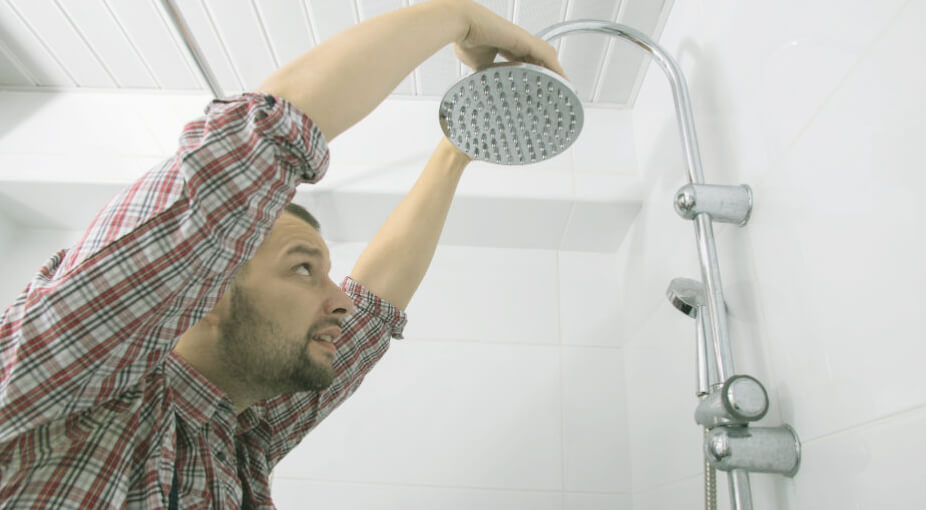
[216,213,354,396]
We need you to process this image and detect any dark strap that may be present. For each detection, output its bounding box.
[168,464,179,510]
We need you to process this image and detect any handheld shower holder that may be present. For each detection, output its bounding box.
[706,425,802,478]
[674,183,753,226]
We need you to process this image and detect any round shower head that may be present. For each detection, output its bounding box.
[439,62,583,165]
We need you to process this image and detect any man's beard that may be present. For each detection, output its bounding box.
[217,284,337,397]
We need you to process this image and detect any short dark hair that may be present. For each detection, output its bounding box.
[284,203,321,232]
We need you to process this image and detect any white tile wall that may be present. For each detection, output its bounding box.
[788,406,926,509]
[401,246,561,344]
[625,0,926,507]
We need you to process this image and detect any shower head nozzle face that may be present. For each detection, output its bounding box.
[439,62,583,165]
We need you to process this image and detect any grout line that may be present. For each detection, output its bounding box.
[272,475,633,496]
[102,0,160,88]
[403,335,628,351]
[632,472,702,495]
[5,0,77,87]
[800,402,926,447]
[554,249,567,498]
[51,0,118,87]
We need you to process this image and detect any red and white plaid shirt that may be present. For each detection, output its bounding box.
[0,93,406,509]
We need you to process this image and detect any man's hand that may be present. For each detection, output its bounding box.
[451,0,565,76]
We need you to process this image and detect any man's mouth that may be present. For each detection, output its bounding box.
[311,328,341,354]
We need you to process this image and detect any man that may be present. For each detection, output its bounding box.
[0,0,564,508]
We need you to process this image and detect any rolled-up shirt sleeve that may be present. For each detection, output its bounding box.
[0,93,328,442]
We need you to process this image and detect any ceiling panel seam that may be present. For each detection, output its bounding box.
[199,0,245,92]
[302,0,321,48]
[626,0,673,106]
[298,0,317,47]
[152,0,208,90]
[590,0,625,102]
[250,0,280,69]
[0,34,37,85]
[5,0,76,87]
[102,0,161,88]
[53,0,119,87]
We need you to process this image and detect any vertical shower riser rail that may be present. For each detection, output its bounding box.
[536,20,749,510]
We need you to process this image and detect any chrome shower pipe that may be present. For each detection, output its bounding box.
[537,20,746,510]
[537,19,735,385]
[159,0,224,98]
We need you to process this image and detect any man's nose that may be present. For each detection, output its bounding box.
[326,280,355,317]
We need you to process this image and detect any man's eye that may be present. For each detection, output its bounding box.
[295,263,312,277]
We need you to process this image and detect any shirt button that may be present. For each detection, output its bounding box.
[215,450,227,462]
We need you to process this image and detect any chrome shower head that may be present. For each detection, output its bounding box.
[439,62,583,165]
[666,278,705,318]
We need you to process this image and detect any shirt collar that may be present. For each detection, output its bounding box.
[166,352,270,435]
[166,352,236,430]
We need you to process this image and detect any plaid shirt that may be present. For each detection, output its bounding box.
[0,93,406,509]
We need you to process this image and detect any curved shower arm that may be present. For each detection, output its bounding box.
[537,20,705,185]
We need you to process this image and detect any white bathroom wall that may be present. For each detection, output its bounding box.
[271,244,632,509]
[623,0,926,508]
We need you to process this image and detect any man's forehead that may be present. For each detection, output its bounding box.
[266,213,328,256]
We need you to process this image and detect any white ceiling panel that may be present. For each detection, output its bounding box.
[0,0,674,106]
[358,0,405,20]
[254,0,317,67]
[559,0,622,102]
[308,0,358,43]
[173,0,243,96]
[0,1,73,86]
[105,0,201,90]
[56,0,157,88]
[0,40,32,86]
[514,0,567,36]
[597,0,671,103]
[202,0,277,91]
[356,0,414,94]
[7,0,113,88]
